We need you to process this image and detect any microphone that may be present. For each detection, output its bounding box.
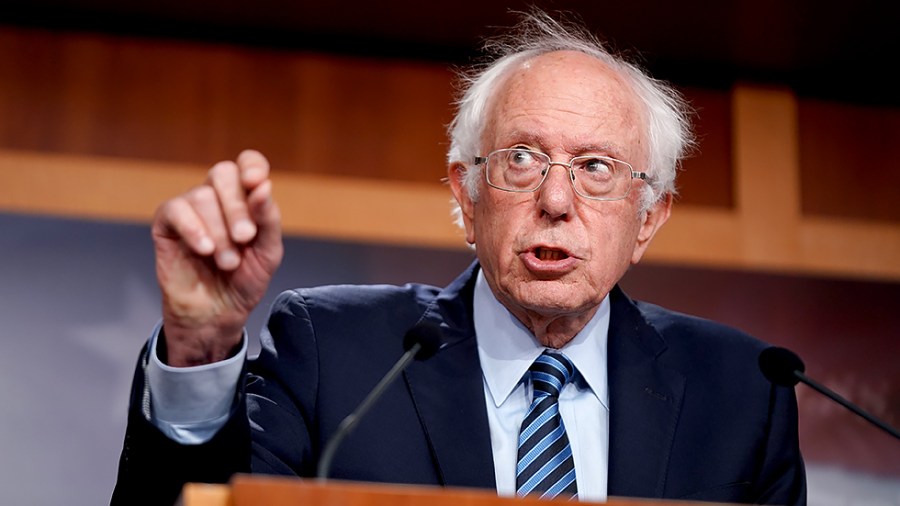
[316,321,445,480]
[759,346,900,440]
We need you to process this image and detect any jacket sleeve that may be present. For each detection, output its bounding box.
[753,382,807,505]
[110,290,321,505]
[109,342,251,506]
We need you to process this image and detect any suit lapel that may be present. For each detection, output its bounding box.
[404,263,497,489]
[606,286,685,499]
[401,267,686,496]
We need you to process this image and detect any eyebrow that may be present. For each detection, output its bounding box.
[570,143,624,158]
[495,130,543,149]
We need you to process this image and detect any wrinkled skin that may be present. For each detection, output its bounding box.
[449,51,671,348]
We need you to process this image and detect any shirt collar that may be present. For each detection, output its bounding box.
[473,269,610,409]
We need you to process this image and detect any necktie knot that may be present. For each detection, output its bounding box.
[529,351,576,399]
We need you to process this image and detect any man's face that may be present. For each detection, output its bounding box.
[451,51,670,328]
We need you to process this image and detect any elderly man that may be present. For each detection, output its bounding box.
[112,12,806,506]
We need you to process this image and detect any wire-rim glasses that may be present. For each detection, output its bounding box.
[474,148,648,201]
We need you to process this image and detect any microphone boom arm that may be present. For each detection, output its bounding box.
[316,342,423,480]
[794,370,900,440]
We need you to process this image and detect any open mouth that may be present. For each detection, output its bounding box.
[535,247,569,261]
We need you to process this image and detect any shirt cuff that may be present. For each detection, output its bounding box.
[146,323,246,443]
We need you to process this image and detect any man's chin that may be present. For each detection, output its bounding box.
[509,281,594,316]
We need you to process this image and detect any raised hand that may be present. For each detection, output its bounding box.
[151,150,284,367]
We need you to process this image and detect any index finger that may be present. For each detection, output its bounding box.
[236,149,270,189]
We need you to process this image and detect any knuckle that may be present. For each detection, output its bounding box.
[156,195,188,222]
[188,185,217,205]
[154,198,175,219]
[179,222,206,242]
[207,160,238,182]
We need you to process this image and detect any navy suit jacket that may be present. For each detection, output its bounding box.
[112,263,806,505]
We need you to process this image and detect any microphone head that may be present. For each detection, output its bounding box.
[403,321,444,360]
[759,346,806,387]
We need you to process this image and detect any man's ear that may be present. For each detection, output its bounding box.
[631,193,672,264]
[448,162,476,245]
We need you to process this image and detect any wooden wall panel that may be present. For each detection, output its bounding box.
[2,27,899,280]
[0,27,455,183]
[676,86,733,208]
[798,99,900,223]
[1,27,734,198]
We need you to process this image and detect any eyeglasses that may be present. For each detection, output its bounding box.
[474,148,648,201]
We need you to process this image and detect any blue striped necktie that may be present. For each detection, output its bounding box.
[516,351,578,499]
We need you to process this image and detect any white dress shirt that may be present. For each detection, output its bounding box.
[473,270,610,502]
[146,322,245,444]
[148,271,610,501]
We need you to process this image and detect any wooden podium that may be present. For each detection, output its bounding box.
[178,475,730,506]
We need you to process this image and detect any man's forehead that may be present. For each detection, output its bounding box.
[484,50,645,157]
[494,51,639,116]
[492,127,630,159]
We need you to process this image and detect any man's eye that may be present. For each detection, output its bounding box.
[510,150,535,165]
[583,158,612,174]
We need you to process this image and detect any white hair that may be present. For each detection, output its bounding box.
[448,10,694,225]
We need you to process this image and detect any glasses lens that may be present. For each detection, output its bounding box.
[571,156,630,199]
[487,149,547,191]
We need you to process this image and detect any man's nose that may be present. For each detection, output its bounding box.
[536,165,575,219]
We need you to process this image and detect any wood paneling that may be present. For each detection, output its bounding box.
[733,85,801,265]
[0,150,464,248]
[0,27,733,204]
[1,27,898,281]
[3,143,899,280]
[677,87,733,208]
[0,27,455,183]
[798,99,900,222]
[646,85,900,280]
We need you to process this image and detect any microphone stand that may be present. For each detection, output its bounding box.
[316,341,423,480]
